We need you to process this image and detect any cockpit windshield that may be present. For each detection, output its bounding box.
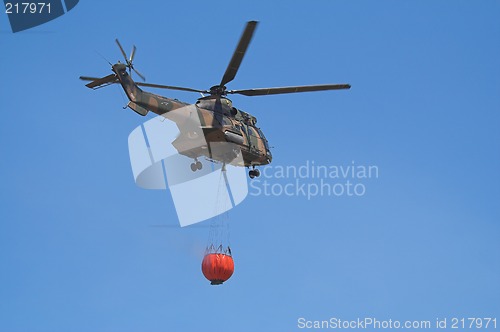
[256,127,270,151]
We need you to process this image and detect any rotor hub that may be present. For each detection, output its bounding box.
[209,85,227,96]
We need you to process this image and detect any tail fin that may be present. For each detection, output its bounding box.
[81,74,118,89]
[126,101,149,116]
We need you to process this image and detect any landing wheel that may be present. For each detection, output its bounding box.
[249,169,260,179]
[191,159,203,172]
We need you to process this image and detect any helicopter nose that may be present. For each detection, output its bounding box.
[266,150,272,162]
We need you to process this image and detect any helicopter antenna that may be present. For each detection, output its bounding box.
[94,50,112,66]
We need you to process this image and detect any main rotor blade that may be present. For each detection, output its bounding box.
[80,76,207,93]
[136,82,208,93]
[115,39,128,62]
[228,84,351,96]
[220,21,258,87]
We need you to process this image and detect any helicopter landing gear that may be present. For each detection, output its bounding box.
[249,167,260,179]
[190,159,203,172]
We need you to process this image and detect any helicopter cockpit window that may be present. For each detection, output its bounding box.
[256,128,270,150]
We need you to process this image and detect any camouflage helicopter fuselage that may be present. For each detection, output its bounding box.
[113,63,272,168]
[81,22,350,177]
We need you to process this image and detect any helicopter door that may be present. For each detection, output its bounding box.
[237,124,250,147]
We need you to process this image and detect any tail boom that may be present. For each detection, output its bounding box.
[112,63,188,116]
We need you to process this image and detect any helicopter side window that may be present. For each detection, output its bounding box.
[248,127,258,137]
[240,124,249,138]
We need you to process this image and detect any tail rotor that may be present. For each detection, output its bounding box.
[115,38,146,81]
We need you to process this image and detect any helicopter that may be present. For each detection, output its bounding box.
[80,21,350,178]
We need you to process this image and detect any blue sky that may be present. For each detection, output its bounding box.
[1,1,499,331]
